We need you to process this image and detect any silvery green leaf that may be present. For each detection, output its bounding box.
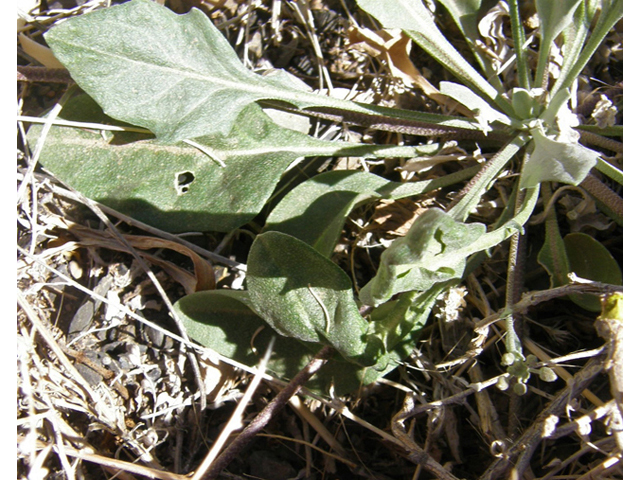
[440,81,511,131]
[533,0,583,87]
[45,0,480,143]
[29,95,438,233]
[246,231,374,364]
[359,208,486,307]
[520,129,600,188]
[175,290,392,395]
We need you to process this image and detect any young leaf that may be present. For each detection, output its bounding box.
[359,208,486,307]
[519,129,600,189]
[370,289,441,353]
[549,0,622,101]
[439,81,511,131]
[264,167,480,257]
[45,0,480,143]
[356,0,514,116]
[246,231,375,365]
[361,185,540,307]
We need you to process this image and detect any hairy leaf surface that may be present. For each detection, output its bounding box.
[45,0,479,142]
[246,232,375,364]
[359,208,486,307]
[29,95,430,232]
[174,290,389,395]
[264,167,480,257]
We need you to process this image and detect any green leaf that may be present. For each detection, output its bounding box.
[28,97,309,232]
[520,129,600,189]
[507,0,532,89]
[564,232,622,311]
[174,290,393,395]
[537,185,571,288]
[362,186,540,307]
[264,167,480,257]
[533,0,582,88]
[511,88,543,120]
[45,0,480,143]
[549,0,622,101]
[436,0,482,43]
[356,0,514,116]
[246,231,377,365]
[28,95,435,233]
[370,289,440,353]
[440,81,511,130]
[176,289,264,361]
[549,1,589,99]
[359,208,486,307]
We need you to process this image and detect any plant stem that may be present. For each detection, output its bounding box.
[503,163,532,361]
[549,0,622,100]
[202,345,335,479]
[508,0,531,90]
[17,66,73,83]
[579,130,623,154]
[580,173,623,224]
[447,134,528,221]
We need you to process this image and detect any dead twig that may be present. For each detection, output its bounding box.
[201,345,335,479]
[478,355,605,480]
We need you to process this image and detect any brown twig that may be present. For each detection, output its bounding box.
[475,280,622,332]
[478,356,605,480]
[201,345,335,479]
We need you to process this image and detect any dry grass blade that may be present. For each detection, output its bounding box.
[192,336,276,480]
[69,223,217,293]
[18,1,622,478]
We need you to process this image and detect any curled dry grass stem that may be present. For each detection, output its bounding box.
[18,1,622,478]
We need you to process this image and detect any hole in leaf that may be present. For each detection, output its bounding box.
[175,171,195,195]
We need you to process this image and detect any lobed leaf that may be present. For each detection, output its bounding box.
[359,208,486,307]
